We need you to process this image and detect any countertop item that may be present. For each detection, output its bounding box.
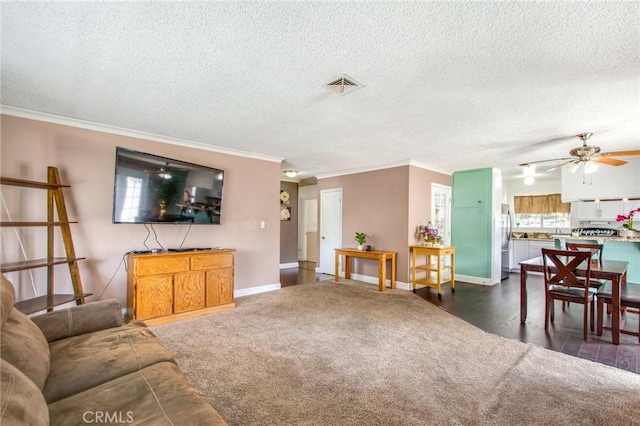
[552,234,640,243]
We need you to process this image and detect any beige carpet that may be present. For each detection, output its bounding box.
[152,281,640,425]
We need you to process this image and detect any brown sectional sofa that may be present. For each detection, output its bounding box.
[0,275,226,425]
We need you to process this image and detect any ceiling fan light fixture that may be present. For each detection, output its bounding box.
[566,162,581,174]
[523,164,536,176]
[584,161,599,174]
[523,176,535,186]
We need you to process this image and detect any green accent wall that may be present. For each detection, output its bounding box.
[451,168,493,278]
[604,241,640,283]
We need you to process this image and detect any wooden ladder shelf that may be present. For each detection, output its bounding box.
[1,167,91,314]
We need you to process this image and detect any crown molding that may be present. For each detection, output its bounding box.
[316,159,452,180]
[408,159,452,176]
[0,105,283,164]
[280,177,300,183]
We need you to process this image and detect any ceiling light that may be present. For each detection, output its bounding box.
[523,176,535,185]
[584,161,599,174]
[283,170,298,178]
[523,165,536,176]
[567,162,581,174]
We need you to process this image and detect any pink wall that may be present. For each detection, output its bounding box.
[279,181,298,264]
[318,165,451,284]
[0,114,281,305]
[408,165,452,242]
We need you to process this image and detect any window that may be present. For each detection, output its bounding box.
[119,176,143,222]
[515,212,571,228]
[514,193,571,228]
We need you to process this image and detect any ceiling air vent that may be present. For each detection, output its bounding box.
[324,74,364,95]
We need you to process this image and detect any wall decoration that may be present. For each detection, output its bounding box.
[280,190,291,221]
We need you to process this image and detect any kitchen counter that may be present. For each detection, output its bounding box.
[551,234,640,243]
[551,236,640,283]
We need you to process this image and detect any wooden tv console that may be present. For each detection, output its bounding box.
[126,249,235,325]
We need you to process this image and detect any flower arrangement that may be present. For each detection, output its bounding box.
[616,207,640,231]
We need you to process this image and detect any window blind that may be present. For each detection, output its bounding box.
[514,193,570,214]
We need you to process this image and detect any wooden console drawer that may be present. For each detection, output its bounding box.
[135,256,190,276]
[191,252,233,270]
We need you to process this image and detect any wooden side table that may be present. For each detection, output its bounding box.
[334,248,397,292]
[410,245,455,298]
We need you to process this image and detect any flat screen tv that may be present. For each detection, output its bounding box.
[113,147,224,224]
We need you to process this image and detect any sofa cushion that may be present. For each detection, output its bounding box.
[48,362,227,426]
[31,299,123,343]
[0,308,51,390]
[0,359,49,425]
[43,320,175,403]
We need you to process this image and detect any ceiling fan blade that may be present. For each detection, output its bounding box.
[519,157,572,167]
[599,150,640,157]
[546,160,576,172]
[594,156,627,166]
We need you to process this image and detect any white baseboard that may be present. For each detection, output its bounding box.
[234,283,281,298]
[454,274,498,286]
[279,262,299,270]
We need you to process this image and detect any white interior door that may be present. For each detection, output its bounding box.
[319,188,342,275]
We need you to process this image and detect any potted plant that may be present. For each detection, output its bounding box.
[355,232,366,251]
[617,207,640,238]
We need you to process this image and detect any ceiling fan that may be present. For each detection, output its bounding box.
[144,162,173,179]
[519,132,640,174]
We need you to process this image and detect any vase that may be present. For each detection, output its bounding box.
[620,228,636,238]
[357,244,364,251]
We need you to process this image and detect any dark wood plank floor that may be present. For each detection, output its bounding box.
[280,263,639,374]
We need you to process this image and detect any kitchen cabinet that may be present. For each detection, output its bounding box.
[623,200,640,216]
[528,240,556,259]
[511,239,556,272]
[511,240,530,270]
[452,169,490,208]
[575,200,622,221]
[561,158,640,202]
[452,168,501,284]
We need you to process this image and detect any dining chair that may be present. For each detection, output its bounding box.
[565,242,603,266]
[542,248,596,341]
[563,242,605,311]
[596,281,640,344]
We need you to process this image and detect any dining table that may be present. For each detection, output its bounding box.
[519,256,629,345]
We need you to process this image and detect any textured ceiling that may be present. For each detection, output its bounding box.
[2,2,639,182]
